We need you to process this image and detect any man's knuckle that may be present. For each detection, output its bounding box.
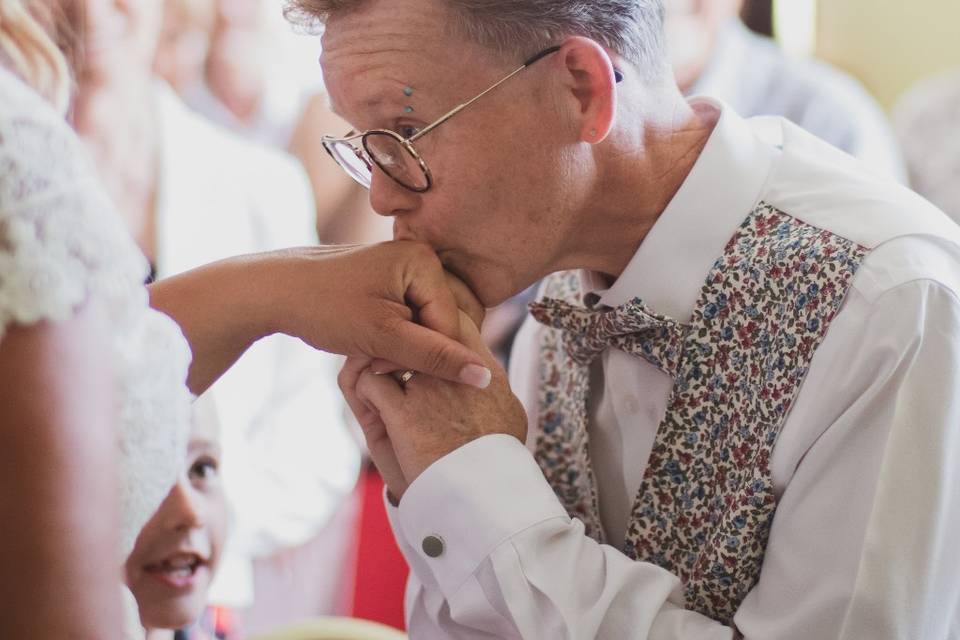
[337,367,353,392]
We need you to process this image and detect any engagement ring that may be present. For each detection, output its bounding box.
[398,370,417,387]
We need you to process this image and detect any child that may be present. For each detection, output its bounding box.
[126,397,228,640]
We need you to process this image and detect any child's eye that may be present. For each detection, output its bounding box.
[189,456,219,483]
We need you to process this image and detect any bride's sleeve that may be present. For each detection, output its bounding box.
[0,71,194,562]
[0,81,151,342]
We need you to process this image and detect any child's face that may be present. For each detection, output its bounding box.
[125,413,227,630]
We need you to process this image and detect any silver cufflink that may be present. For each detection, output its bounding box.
[422,534,445,558]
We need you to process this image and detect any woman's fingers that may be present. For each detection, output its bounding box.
[371,319,492,389]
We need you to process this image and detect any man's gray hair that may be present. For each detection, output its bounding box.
[285,0,667,78]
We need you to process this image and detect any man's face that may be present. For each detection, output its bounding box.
[321,0,587,307]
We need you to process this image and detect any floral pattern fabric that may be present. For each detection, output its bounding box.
[533,203,868,624]
[529,296,688,375]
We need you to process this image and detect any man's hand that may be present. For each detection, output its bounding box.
[344,312,527,500]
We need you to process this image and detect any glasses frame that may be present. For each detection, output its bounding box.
[321,45,623,194]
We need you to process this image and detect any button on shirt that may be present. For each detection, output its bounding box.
[386,98,960,639]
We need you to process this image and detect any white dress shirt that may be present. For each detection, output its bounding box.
[154,84,361,606]
[894,69,960,223]
[691,19,906,183]
[386,98,960,639]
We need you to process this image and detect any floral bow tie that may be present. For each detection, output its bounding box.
[529,296,688,377]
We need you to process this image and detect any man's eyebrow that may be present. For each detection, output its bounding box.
[362,88,408,110]
[329,92,406,123]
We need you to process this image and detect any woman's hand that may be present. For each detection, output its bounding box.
[149,242,491,395]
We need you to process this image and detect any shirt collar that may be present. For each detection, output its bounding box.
[590,97,779,321]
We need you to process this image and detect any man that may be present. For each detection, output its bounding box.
[665,0,906,181]
[295,0,960,637]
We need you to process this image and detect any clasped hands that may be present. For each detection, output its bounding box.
[150,239,527,486]
[339,260,527,502]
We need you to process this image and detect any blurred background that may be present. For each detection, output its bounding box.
[747,0,959,108]
[45,0,960,638]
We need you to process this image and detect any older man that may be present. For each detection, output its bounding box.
[293,0,960,637]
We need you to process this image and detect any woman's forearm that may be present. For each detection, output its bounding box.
[149,253,284,396]
[148,243,490,397]
[0,310,125,639]
[148,246,361,395]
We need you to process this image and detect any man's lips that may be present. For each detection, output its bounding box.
[142,552,209,590]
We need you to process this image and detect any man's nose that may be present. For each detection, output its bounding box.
[369,165,419,218]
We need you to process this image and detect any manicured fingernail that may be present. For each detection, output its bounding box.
[460,364,492,389]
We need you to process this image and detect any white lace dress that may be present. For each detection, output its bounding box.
[0,67,193,637]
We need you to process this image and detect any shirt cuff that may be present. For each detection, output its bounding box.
[385,434,570,596]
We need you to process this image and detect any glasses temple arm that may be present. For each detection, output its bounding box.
[408,62,533,142]
[406,45,620,144]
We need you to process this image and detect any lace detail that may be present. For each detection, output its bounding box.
[0,67,193,632]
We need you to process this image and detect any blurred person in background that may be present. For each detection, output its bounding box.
[178,0,390,245]
[288,80,393,245]
[184,0,318,148]
[665,0,905,180]
[154,0,387,245]
[70,0,362,630]
[153,0,215,97]
[894,69,960,223]
[127,397,229,640]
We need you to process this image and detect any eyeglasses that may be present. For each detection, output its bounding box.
[321,46,624,194]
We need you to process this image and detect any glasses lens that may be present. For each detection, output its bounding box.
[325,139,373,188]
[364,133,430,192]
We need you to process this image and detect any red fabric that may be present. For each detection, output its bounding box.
[350,463,409,630]
[212,606,234,639]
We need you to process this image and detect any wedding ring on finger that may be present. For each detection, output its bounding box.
[398,369,417,388]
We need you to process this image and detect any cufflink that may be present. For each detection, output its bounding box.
[422,535,445,558]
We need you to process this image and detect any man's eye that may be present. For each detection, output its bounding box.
[398,125,421,139]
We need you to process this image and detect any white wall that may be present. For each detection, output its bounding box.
[815,0,960,108]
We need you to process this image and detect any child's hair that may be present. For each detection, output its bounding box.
[0,0,72,112]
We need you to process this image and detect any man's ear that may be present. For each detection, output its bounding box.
[554,36,619,144]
